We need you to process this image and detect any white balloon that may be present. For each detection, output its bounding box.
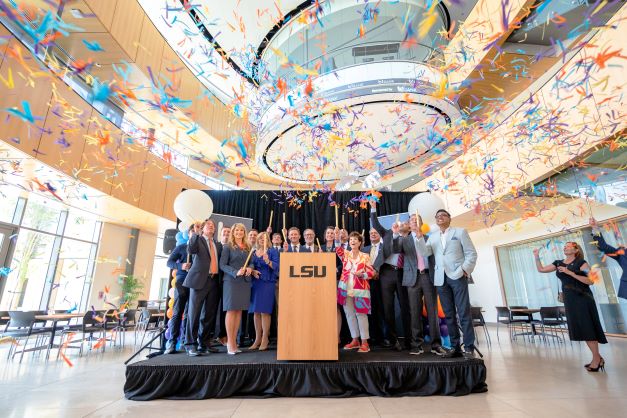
[178,221,189,232]
[408,193,445,223]
[173,189,213,223]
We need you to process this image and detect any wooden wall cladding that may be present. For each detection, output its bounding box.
[109,0,145,61]
[0,39,53,157]
[37,85,92,175]
[138,153,169,216]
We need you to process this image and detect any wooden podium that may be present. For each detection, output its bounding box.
[277,252,338,360]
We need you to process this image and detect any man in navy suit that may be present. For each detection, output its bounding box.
[591,218,627,299]
[164,224,194,354]
[363,228,386,346]
[283,227,303,252]
[370,201,411,351]
[183,220,222,356]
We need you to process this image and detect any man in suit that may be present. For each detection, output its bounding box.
[362,228,386,346]
[370,201,411,351]
[220,226,231,246]
[590,217,627,299]
[183,220,222,356]
[164,224,194,354]
[303,228,318,252]
[413,209,478,358]
[394,216,447,356]
[271,232,283,252]
[283,227,302,252]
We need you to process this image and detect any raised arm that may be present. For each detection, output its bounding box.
[369,201,387,237]
[594,232,620,259]
[166,245,183,270]
[187,233,200,255]
[533,248,557,273]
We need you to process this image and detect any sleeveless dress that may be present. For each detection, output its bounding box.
[552,259,607,343]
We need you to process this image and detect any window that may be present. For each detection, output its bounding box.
[1,230,56,310]
[21,195,63,234]
[49,238,97,311]
[497,218,627,336]
[0,186,20,224]
[64,211,100,242]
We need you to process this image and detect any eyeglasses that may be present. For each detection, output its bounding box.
[435,214,450,219]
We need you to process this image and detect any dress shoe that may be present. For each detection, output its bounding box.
[409,346,424,355]
[381,339,393,348]
[392,341,403,352]
[431,345,449,356]
[463,350,476,359]
[442,348,463,358]
[186,347,199,357]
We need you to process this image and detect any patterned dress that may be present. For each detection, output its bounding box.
[336,246,376,314]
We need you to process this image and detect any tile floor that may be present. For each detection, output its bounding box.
[1,327,625,418]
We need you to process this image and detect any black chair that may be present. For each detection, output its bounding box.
[495,307,513,341]
[3,311,52,362]
[470,307,491,347]
[539,306,568,345]
[57,310,107,358]
[509,306,536,341]
[109,309,137,348]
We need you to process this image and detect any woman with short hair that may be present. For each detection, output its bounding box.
[335,229,376,353]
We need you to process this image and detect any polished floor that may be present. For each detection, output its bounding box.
[1,327,626,418]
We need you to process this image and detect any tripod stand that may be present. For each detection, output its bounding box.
[124,326,166,365]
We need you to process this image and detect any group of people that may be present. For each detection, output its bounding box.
[165,200,621,369]
[164,198,482,359]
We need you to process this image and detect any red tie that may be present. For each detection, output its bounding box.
[397,253,404,268]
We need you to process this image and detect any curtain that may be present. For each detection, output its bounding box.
[203,190,418,245]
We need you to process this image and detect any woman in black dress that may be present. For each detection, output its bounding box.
[534,242,607,371]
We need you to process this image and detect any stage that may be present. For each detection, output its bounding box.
[124,348,487,400]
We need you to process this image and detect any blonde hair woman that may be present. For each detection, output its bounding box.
[220,223,255,355]
[248,232,280,351]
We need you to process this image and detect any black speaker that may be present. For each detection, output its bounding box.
[163,228,177,254]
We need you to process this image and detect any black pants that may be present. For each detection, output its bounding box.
[185,275,220,347]
[379,264,410,345]
[217,279,227,339]
[437,274,474,350]
[368,277,385,344]
[406,271,441,348]
[166,281,189,347]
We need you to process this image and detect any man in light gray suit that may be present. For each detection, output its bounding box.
[413,209,478,358]
[183,220,222,356]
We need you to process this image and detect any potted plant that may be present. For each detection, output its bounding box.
[120,275,144,308]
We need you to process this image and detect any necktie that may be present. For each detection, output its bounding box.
[370,245,376,260]
[415,236,425,271]
[209,240,218,274]
[397,253,404,268]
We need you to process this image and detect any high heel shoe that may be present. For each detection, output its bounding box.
[586,358,605,372]
[584,356,604,369]
[259,340,269,351]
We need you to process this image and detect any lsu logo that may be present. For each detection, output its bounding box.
[289,265,327,278]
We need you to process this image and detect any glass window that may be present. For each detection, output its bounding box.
[64,210,100,242]
[0,186,20,224]
[0,230,56,310]
[21,195,63,234]
[49,239,96,312]
[497,221,627,336]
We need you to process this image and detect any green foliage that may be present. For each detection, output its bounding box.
[120,275,144,307]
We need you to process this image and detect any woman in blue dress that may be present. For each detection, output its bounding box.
[249,232,279,351]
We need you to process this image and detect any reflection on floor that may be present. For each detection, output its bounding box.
[0,327,626,418]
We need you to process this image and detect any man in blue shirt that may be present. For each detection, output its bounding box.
[164,224,194,354]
